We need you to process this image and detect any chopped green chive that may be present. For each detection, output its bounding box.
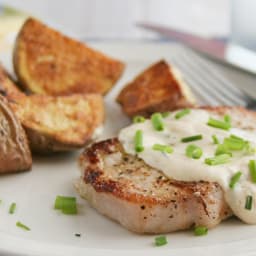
[54,196,77,215]
[207,118,231,130]
[230,134,243,141]
[134,130,144,153]
[229,171,242,189]
[151,113,164,131]
[152,144,173,154]
[155,235,168,246]
[9,202,16,214]
[186,144,203,159]
[224,115,231,124]
[181,134,203,143]
[245,142,256,154]
[16,221,30,231]
[215,144,232,156]
[133,115,145,123]
[205,154,231,165]
[249,160,256,183]
[161,112,170,118]
[245,195,253,210]
[223,137,246,151]
[212,135,219,144]
[175,108,190,119]
[194,226,208,236]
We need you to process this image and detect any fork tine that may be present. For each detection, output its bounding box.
[176,56,237,105]
[179,56,244,105]
[177,50,246,106]
[182,48,250,104]
[171,58,220,106]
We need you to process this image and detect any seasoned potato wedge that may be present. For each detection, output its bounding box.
[0,65,104,153]
[11,94,104,153]
[117,60,196,117]
[0,94,32,173]
[13,18,125,96]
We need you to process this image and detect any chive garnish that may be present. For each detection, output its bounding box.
[207,118,231,130]
[151,113,164,131]
[224,114,231,124]
[205,154,231,165]
[212,135,219,144]
[245,142,256,154]
[186,144,203,159]
[223,137,246,150]
[229,171,242,189]
[181,134,203,143]
[134,130,144,153]
[230,134,243,141]
[152,144,173,154]
[194,226,208,236]
[249,160,256,183]
[161,112,170,118]
[9,202,16,214]
[155,235,168,246]
[54,196,77,215]
[16,221,30,231]
[245,195,253,210]
[175,108,190,119]
[215,144,232,156]
[133,115,145,123]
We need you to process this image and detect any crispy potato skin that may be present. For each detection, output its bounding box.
[13,18,125,96]
[0,65,104,153]
[117,60,195,117]
[0,95,32,173]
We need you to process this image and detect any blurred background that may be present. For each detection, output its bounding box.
[0,0,255,96]
[0,0,229,40]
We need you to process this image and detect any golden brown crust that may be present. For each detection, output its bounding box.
[0,64,104,153]
[116,60,195,117]
[11,93,104,153]
[13,18,125,96]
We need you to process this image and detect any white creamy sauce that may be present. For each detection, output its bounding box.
[118,109,256,224]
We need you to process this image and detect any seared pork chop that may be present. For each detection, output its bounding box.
[77,107,256,234]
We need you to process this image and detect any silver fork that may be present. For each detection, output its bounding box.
[171,46,256,109]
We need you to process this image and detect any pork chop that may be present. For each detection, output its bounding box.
[76,106,256,233]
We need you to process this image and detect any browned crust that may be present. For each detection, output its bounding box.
[13,17,125,96]
[116,60,194,117]
[79,138,225,209]
[0,64,104,153]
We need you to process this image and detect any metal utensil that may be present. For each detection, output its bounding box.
[138,22,256,75]
[171,46,256,109]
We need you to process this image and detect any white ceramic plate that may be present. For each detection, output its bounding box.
[0,40,256,256]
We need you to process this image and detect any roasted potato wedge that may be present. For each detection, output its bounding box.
[0,65,104,153]
[0,94,32,173]
[11,94,104,153]
[116,60,196,117]
[13,18,125,96]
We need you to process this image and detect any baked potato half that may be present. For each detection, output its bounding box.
[117,60,196,117]
[13,17,125,96]
[0,65,104,153]
[0,94,32,173]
